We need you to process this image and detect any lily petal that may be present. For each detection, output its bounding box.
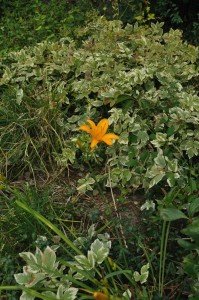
[101,133,119,145]
[90,138,99,149]
[79,124,91,134]
[87,119,97,131]
[96,119,109,139]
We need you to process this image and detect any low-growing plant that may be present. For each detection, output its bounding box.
[0,0,91,55]
[0,15,198,300]
[0,18,198,187]
[1,182,197,299]
[150,0,199,45]
[0,200,152,300]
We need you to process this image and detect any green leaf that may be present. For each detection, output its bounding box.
[160,208,188,221]
[88,224,96,239]
[183,254,199,277]
[56,285,78,300]
[87,251,96,269]
[166,126,175,136]
[141,263,149,274]
[77,177,95,193]
[167,159,178,172]
[14,272,46,288]
[42,247,57,272]
[122,289,132,300]
[133,271,141,282]
[133,263,149,284]
[149,173,165,188]
[154,154,166,168]
[42,292,56,298]
[19,252,40,272]
[90,239,110,264]
[177,239,198,250]
[189,198,199,216]
[182,218,199,241]
[20,291,35,300]
[139,273,149,284]
[14,273,33,286]
[75,253,95,271]
[140,200,155,211]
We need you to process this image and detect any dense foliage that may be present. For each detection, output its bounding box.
[0,0,198,56]
[0,0,89,55]
[0,2,199,300]
[150,0,199,45]
[0,18,198,189]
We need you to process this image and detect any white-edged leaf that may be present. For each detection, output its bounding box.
[20,291,35,300]
[122,289,132,299]
[15,271,45,287]
[133,271,141,282]
[14,272,33,285]
[133,263,149,284]
[141,263,149,274]
[88,224,96,238]
[90,239,110,264]
[75,254,93,270]
[57,285,78,300]
[42,246,57,271]
[149,173,165,188]
[87,250,96,269]
[19,252,39,272]
[139,272,149,284]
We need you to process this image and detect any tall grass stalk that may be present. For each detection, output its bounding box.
[15,200,82,255]
[158,220,171,297]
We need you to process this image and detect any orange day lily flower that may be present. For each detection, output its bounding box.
[79,119,119,149]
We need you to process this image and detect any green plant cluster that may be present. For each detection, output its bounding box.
[150,0,199,45]
[0,0,90,55]
[7,202,150,300]
[1,13,199,300]
[157,186,199,299]
[1,18,198,189]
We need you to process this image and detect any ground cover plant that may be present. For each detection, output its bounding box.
[0,3,199,300]
[0,0,92,55]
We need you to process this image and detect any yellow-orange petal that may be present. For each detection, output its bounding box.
[96,119,109,139]
[101,133,119,145]
[79,124,91,134]
[93,292,109,300]
[90,138,99,149]
[87,119,97,131]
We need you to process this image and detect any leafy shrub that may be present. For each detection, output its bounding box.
[0,5,198,299]
[0,18,198,190]
[150,0,199,45]
[0,0,91,55]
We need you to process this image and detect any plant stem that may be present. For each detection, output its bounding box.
[158,220,170,297]
[159,220,166,294]
[161,221,170,297]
